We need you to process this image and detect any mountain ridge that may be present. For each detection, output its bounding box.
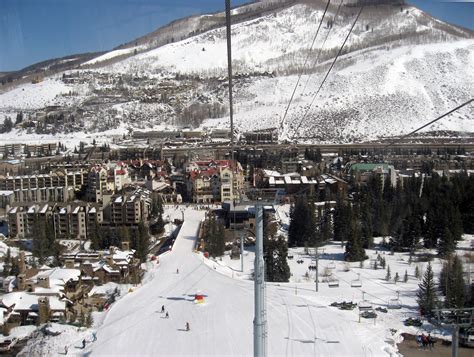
[0,0,472,146]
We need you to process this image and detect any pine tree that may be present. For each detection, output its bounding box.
[120,225,131,244]
[333,196,351,244]
[135,222,150,262]
[450,205,463,242]
[385,265,391,281]
[264,235,290,282]
[205,213,225,258]
[3,248,11,277]
[415,265,420,279]
[344,216,366,262]
[85,311,93,327]
[307,200,318,246]
[79,312,86,327]
[151,195,164,216]
[156,213,165,234]
[90,220,100,251]
[444,255,466,309]
[438,226,455,257]
[288,196,316,247]
[318,203,332,244]
[416,262,438,318]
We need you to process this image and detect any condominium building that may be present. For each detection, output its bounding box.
[110,188,151,225]
[0,169,86,204]
[186,160,244,203]
[7,202,103,239]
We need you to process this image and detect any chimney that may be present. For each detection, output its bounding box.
[17,274,26,291]
[18,251,26,274]
[106,255,115,268]
[64,259,75,269]
[38,297,50,324]
[121,241,130,251]
[37,276,50,289]
[26,281,35,292]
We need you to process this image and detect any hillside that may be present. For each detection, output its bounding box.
[0,0,473,145]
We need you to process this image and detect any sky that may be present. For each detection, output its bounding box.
[0,0,472,72]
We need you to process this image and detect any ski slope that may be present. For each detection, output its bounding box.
[88,208,368,356]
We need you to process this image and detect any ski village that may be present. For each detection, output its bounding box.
[0,0,473,356]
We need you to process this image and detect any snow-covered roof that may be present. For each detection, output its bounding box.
[30,268,81,294]
[112,249,135,262]
[263,169,281,177]
[103,265,120,274]
[1,292,38,310]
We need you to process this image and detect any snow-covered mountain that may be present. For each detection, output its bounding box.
[1,0,473,144]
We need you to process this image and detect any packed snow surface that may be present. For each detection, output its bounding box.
[88,207,368,356]
[11,206,473,356]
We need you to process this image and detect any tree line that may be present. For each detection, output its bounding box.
[288,171,473,262]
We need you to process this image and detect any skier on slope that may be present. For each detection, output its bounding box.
[176,268,179,274]
[186,322,190,331]
[165,311,169,319]
[161,305,165,313]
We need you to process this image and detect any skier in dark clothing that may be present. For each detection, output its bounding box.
[82,339,86,349]
[161,305,165,313]
[176,268,179,274]
[186,322,190,331]
[165,311,169,319]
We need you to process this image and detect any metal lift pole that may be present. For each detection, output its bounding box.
[254,203,266,357]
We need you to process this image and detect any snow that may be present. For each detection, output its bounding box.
[0,77,70,111]
[10,203,474,356]
[82,46,145,66]
[0,241,19,257]
[0,3,471,144]
[81,207,365,356]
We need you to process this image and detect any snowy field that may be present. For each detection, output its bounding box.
[11,206,474,356]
